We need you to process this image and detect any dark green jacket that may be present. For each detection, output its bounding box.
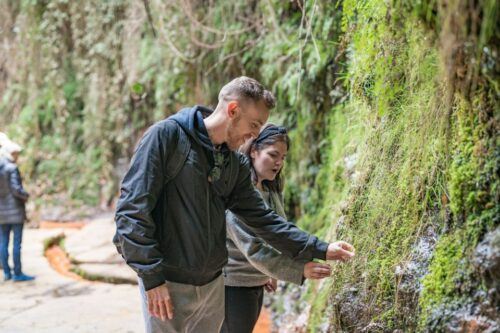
[113,106,328,291]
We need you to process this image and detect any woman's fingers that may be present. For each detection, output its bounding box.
[264,282,277,292]
[313,263,331,273]
[304,262,332,279]
[310,266,331,279]
[264,279,277,292]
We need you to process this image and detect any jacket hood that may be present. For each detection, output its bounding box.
[169,105,215,151]
[0,157,11,169]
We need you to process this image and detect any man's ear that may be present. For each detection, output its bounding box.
[227,101,238,119]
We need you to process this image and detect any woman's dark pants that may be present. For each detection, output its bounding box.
[0,223,24,277]
[221,285,264,333]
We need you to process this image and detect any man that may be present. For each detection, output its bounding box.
[113,77,355,332]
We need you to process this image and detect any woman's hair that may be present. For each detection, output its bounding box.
[241,124,290,192]
[0,133,22,161]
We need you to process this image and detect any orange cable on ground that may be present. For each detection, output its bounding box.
[44,246,83,280]
[253,308,271,333]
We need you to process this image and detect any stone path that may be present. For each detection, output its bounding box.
[0,223,142,333]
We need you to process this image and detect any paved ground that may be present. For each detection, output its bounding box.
[63,215,137,284]
[0,215,271,333]
[0,220,143,333]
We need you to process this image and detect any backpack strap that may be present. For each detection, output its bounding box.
[222,153,240,200]
[164,120,191,184]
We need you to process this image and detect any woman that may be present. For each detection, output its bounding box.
[221,124,331,333]
[0,135,34,282]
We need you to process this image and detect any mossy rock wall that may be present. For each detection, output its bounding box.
[0,0,498,331]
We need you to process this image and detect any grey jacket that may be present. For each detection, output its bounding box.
[0,157,29,225]
[224,190,306,287]
[113,106,328,291]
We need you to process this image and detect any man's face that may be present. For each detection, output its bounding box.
[226,101,269,151]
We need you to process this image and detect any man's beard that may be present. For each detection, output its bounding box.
[225,116,242,151]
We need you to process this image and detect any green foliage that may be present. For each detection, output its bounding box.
[1,0,349,213]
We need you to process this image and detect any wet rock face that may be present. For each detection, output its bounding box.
[395,226,438,310]
[268,282,309,333]
[473,227,500,293]
[426,301,499,333]
[425,228,500,333]
[330,225,441,332]
[332,286,396,332]
[268,279,333,333]
[446,312,498,333]
[344,153,359,176]
[333,286,369,331]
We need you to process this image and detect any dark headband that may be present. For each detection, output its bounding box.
[254,126,288,145]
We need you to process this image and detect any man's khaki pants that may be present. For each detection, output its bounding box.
[139,275,224,333]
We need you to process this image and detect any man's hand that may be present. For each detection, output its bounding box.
[264,278,277,292]
[146,283,174,321]
[303,262,331,279]
[326,241,355,261]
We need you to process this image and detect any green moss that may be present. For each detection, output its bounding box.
[419,233,463,311]
[42,233,65,253]
[70,266,136,285]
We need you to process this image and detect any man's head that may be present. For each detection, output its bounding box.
[215,76,276,150]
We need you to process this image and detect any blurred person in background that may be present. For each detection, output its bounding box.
[0,132,4,271]
[0,133,34,282]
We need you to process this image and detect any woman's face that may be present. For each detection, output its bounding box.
[251,141,288,182]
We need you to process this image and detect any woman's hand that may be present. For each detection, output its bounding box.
[303,262,331,279]
[264,278,277,292]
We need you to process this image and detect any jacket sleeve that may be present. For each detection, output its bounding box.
[8,166,29,202]
[227,155,328,261]
[113,123,175,291]
[226,211,306,285]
